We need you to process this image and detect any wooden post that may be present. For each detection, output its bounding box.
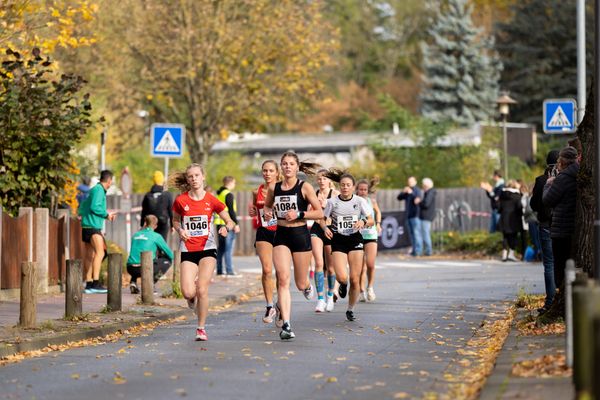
[65,259,83,318]
[572,283,600,396]
[107,253,122,311]
[173,250,181,284]
[141,251,154,304]
[19,262,37,328]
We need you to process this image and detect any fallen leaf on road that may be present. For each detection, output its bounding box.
[70,373,80,380]
[143,372,152,377]
[326,377,338,383]
[354,385,372,391]
[393,392,409,399]
[113,372,126,384]
[311,373,324,379]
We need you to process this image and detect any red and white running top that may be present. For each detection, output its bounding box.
[173,191,226,252]
[254,184,278,231]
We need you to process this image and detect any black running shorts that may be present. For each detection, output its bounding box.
[82,228,103,243]
[331,232,365,254]
[273,225,312,253]
[310,223,332,246]
[181,250,217,264]
[255,227,276,246]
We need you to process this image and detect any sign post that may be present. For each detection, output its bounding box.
[150,123,186,180]
[543,99,578,134]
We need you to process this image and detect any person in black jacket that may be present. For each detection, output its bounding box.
[141,171,174,241]
[397,176,422,256]
[543,146,579,290]
[498,180,522,261]
[530,149,559,313]
[419,178,437,256]
[480,170,505,233]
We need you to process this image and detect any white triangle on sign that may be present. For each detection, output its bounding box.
[155,130,180,152]
[548,106,571,128]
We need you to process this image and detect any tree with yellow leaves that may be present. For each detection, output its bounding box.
[99,0,338,164]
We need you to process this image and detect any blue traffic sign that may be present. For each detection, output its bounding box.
[543,99,577,134]
[150,123,185,158]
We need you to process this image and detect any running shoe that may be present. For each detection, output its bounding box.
[367,287,376,302]
[279,322,295,340]
[187,296,197,315]
[346,310,356,321]
[338,282,348,299]
[326,294,335,312]
[83,287,95,294]
[195,328,208,341]
[315,299,326,313]
[274,302,284,328]
[303,283,315,300]
[129,282,140,294]
[90,282,108,294]
[263,306,276,323]
[359,291,366,303]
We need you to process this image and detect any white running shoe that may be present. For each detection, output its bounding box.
[315,299,326,313]
[326,294,335,312]
[367,287,376,302]
[358,291,366,303]
[303,283,315,300]
[263,306,276,323]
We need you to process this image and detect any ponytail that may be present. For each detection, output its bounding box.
[325,168,355,185]
[280,151,321,177]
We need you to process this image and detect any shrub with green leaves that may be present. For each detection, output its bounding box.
[432,230,503,255]
[0,48,94,215]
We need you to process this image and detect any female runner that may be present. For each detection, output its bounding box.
[356,178,382,302]
[310,169,339,312]
[170,163,235,341]
[322,170,373,321]
[248,160,281,323]
[263,152,323,340]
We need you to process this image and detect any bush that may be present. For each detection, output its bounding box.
[432,230,503,255]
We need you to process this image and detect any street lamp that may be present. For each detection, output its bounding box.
[496,92,517,181]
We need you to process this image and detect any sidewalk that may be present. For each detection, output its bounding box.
[0,270,263,359]
[479,309,574,400]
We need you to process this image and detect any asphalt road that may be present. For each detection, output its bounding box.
[0,255,543,400]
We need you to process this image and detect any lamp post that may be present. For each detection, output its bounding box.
[496,93,517,180]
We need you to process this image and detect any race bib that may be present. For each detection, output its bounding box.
[274,195,298,219]
[337,215,358,235]
[182,215,209,237]
[259,208,278,227]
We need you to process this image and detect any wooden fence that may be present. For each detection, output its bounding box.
[0,206,86,292]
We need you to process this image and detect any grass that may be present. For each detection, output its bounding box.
[432,230,503,255]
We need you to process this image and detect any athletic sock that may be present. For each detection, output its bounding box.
[315,271,324,295]
[327,274,336,291]
[327,290,333,297]
[347,305,354,312]
[266,303,273,308]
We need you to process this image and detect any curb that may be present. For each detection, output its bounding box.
[0,276,263,359]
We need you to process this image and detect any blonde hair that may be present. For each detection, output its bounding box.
[143,214,158,228]
[262,159,283,181]
[168,163,205,192]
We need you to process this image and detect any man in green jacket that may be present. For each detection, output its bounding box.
[127,215,174,294]
[78,170,116,293]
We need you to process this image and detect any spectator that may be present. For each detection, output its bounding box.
[518,180,538,260]
[498,180,522,262]
[141,171,174,241]
[126,215,174,294]
[568,137,582,163]
[78,170,116,293]
[419,178,437,256]
[531,149,559,313]
[397,176,422,256]
[480,170,505,233]
[215,176,241,276]
[76,176,91,209]
[543,146,579,291]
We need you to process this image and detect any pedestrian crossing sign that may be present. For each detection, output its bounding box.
[151,123,185,158]
[543,99,577,134]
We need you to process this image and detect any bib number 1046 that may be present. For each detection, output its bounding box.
[183,215,209,237]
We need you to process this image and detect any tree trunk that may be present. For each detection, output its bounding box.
[575,80,595,275]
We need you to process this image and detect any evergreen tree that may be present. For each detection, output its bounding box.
[495,0,593,125]
[420,0,501,126]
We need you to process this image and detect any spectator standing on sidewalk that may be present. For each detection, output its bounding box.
[141,171,174,241]
[397,176,422,256]
[498,180,522,262]
[543,146,579,292]
[530,149,559,313]
[419,178,437,257]
[215,176,241,276]
[480,170,505,233]
[76,176,91,209]
[126,215,174,294]
[78,170,116,294]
